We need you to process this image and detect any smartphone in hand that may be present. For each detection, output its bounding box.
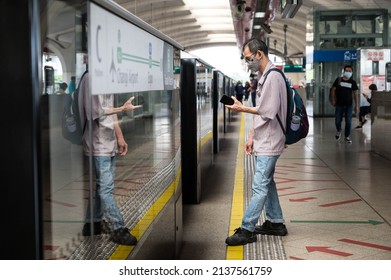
[220,94,234,105]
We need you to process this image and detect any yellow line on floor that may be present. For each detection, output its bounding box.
[226,113,246,260]
[110,132,212,260]
[109,167,181,260]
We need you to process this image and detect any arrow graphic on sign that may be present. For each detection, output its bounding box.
[290,220,384,225]
[306,246,352,257]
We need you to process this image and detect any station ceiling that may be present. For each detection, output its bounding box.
[113,0,391,62]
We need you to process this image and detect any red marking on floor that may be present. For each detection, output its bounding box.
[44,245,59,251]
[277,165,297,169]
[319,198,362,207]
[306,246,352,257]
[279,188,346,197]
[275,178,297,184]
[46,198,77,207]
[133,171,157,175]
[294,163,328,168]
[115,186,139,192]
[275,177,341,184]
[279,170,335,175]
[116,179,144,184]
[275,171,289,175]
[289,256,305,260]
[277,187,296,191]
[339,238,391,251]
[289,197,317,202]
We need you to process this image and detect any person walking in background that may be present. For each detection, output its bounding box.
[330,65,359,143]
[356,83,376,128]
[244,81,251,101]
[224,37,288,246]
[79,71,142,245]
[68,76,76,94]
[235,80,244,103]
[250,74,258,107]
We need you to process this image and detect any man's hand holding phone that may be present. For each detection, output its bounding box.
[220,94,234,105]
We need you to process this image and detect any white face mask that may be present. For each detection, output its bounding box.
[343,71,352,79]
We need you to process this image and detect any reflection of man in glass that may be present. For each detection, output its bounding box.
[79,71,141,245]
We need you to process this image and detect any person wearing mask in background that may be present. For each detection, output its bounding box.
[356,83,376,129]
[330,65,359,144]
[224,37,288,246]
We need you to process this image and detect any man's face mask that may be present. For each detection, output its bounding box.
[248,58,260,73]
[245,52,260,73]
[343,71,352,79]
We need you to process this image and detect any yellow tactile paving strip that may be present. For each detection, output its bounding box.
[226,113,246,260]
[109,167,181,260]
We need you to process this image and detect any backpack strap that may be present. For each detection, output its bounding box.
[260,68,289,134]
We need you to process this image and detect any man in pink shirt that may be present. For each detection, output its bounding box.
[225,38,288,246]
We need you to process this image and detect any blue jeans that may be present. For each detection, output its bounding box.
[241,155,284,232]
[85,156,124,231]
[335,104,353,138]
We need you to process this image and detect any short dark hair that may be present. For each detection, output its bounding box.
[60,82,68,90]
[344,65,353,71]
[369,83,377,90]
[242,37,268,56]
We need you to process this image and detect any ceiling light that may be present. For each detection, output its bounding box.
[255,12,265,18]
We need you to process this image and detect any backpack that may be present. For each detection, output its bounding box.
[263,68,309,145]
[62,71,88,145]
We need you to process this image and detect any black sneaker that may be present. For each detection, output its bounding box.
[82,220,111,236]
[82,222,102,236]
[254,221,288,236]
[111,227,137,246]
[225,227,257,246]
